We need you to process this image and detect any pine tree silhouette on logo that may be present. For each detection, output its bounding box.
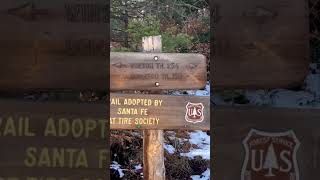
[263,143,279,177]
[192,107,197,117]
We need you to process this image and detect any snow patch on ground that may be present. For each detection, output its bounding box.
[134,164,142,171]
[164,144,176,154]
[110,161,125,178]
[170,82,210,96]
[191,168,210,180]
[189,83,210,96]
[180,130,210,160]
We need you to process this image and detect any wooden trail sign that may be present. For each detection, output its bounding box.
[213,0,309,89]
[214,107,320,180]
[0,99,108,179]
[110,93,210,130]
[110,52,207,90]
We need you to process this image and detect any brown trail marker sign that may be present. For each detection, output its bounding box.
[0,100,108,179]
[213,0,309,89]
[110,52,207,90]
[110,93,210,130]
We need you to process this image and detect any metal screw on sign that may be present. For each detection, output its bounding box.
[155,82,160,87]
[154,56,159,61]
[136,124,142,129]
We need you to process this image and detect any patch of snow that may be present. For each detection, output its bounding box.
[245,90,271,106]
[134,164,142,171]
[195,90,209,96]
[165,131,176,136]
[191,168,210,180]
[110,161,125,178]
[189,82,210,96]
[134,164,142,170]
[269,90,315,107]
[170,90,184,95]
[180,131,210,160]
[205,83,210,93]
[170,81,210,96]
[305,74,320,98]
[214,63,320,108]
[164,144,176,154]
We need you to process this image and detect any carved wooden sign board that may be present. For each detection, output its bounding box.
[0,100,108,179]
[213,0,309,89]
[110,52,207,90]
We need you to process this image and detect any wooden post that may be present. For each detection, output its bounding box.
[142,35,166,180]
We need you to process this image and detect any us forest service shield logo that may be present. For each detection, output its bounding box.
[185,102,204,123]
[241,129,300,180]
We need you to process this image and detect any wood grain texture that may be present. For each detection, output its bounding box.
[0,0,107,37]
[143,130,165,180]
[0,41,108,91]
[212,0,309,89]
[141,36,165,180]
[0,99,108,178]
[0,0,108,91]
[213,107,320,180]
[110,52,207,90]
[110,93,210,130]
